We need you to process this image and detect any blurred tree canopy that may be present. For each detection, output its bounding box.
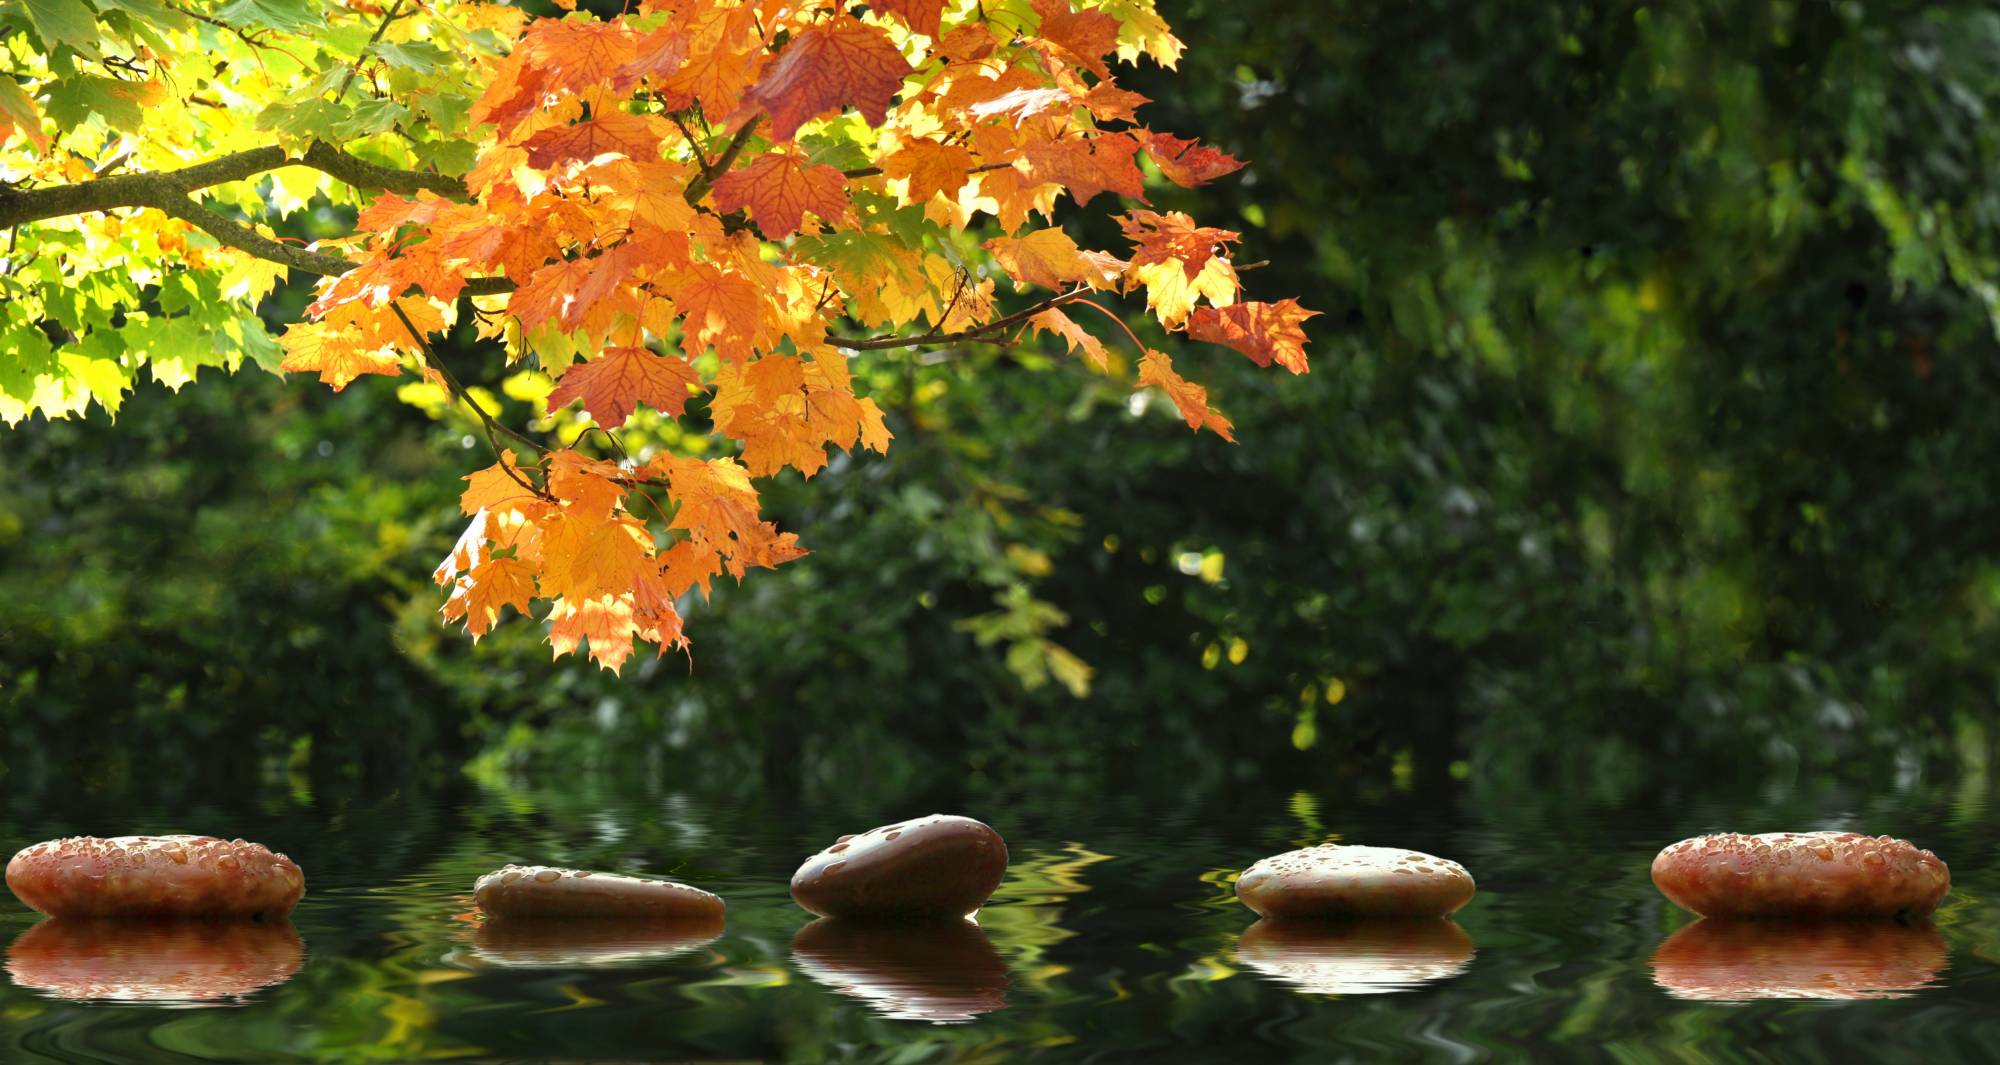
[7,0,2000,800]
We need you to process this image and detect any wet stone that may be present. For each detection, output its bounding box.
[1235,844,1476,920]
[472,865,726,921]
[5,836,306,920]
[1650,831,1950,919]
[791,815,1008,920]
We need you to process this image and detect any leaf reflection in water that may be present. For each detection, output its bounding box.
[1234,918,1475,995]
[1650,919,1949,1001]
[6,918,303,1007]
[791,917,1010,1023]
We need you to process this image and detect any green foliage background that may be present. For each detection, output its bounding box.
[7,0,2000,800]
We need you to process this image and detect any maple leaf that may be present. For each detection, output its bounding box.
[735,19,911,141]
[1137,349,1233,440]
[1130,254,1239,328]
[443,556,539,639]
[882,139,976,204]
[509,258,598,333]
[518,18,642,99]
[1032,0,1121,79]
[1025,133,1147,205]
[1120,209,1241,279]
[673,262,767,362]
[871,0,945,38]
[461,449,543,517]
[546,345,703,426]
[1186,300,1317,374]
[1138,130,1245,187]
[278,324,400,391]
[521,110,664,170]
[1027,306,1109,370]
[985,228,1094,291]
[711,150,850,238]
[545,449,630,521]
[539,510,652,602]
[546,594,641,671]
[614,25,691,92]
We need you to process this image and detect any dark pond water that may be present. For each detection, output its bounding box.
[2,766,1996,1063]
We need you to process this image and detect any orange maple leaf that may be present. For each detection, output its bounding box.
[1137,130,1245,188]
[461,449,543,517]
[1186,300,1317,374]
[1027,306,1109,371]
[985,228,1096,291]
[1119,209,1240,279]
[545,449,630,521]
[521,111,665,171]
[538,510,653,602]
[546,593,640,671]
[871,0,945,38]
[547,345,703,426]
[735,19,911,141]
[278,324,401,391]
[673,262,767,362]
[442,556,539,638]
[881,139,976,204]
[1031,0,1120,79]
[1137,349,1234,440]
[1025,133,1147,205]
[711,150,850,238]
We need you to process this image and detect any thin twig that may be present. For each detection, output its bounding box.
[336,0,408,103]
[389,303,553,499]
[683,116,760,206]
[830,286,1090,351]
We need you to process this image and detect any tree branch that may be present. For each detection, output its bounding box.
[0,141,466,230]
[683,115,760,206]
[831,286,1092,351]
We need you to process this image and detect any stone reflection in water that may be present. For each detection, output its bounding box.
[460,914,725,968]
[1651,919,1949,1001]
[1234,918,1476,995]
[5,918,303,1005]
[791,917,1010,1023]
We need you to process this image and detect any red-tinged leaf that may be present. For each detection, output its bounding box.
[673,262,766,362]
[1138,129,1245,187]
[1186,300,1317,374]
[1031,0,1120,79]
[881,139,976,203]
[356,192,449,232]
[518,18,641,98]
[613,25,690,92]
[547,345,703,427]
[1028,306,1109,370]
[461,449,541,517]
[521,110,664,170]
[509,258,597,332]
[711,150,850,238]
[443,556,539,638]
[1119,209,1240,279]
[735,19,911,141]
[1025,133,1147,205]
[1082,81,1150,123]
[1137,349,1233,440]
[545,449,629,520]
[871,0,944,38]
[937,24,998,62]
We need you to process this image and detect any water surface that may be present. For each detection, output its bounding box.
[2,768,1995,1062]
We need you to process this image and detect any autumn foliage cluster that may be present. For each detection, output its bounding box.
[1,0,1314,671]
